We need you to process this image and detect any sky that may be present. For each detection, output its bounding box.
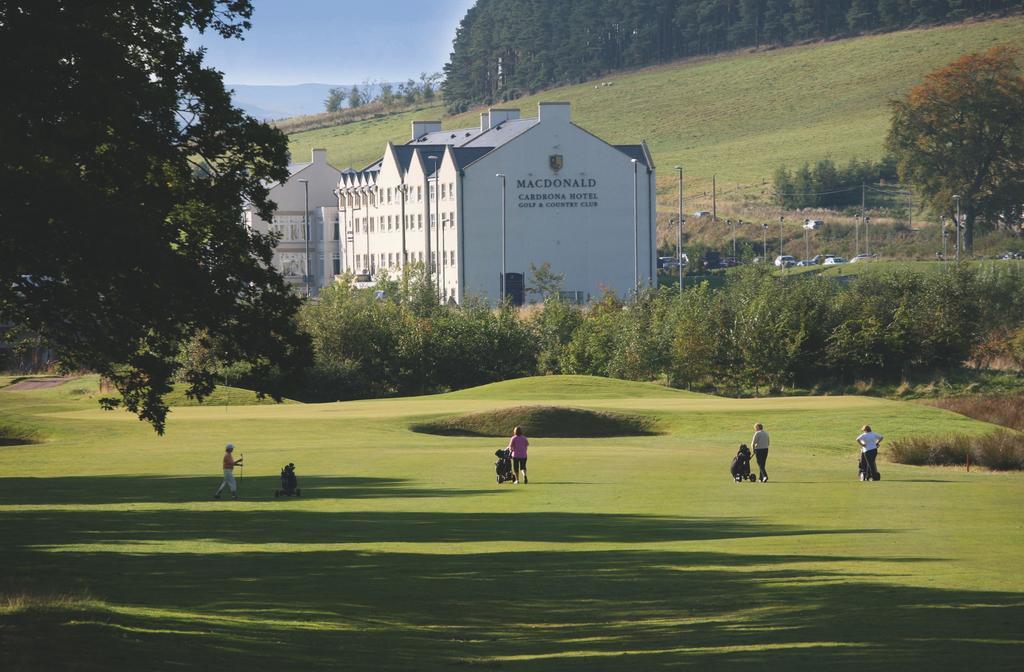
[187,0,478,85]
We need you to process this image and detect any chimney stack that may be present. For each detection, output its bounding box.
[488,108,520,127]
[411,120,442,141]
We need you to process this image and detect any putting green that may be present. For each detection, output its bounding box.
[0,375,1021,670]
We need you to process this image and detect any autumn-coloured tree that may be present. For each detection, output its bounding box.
[886,47,1024,251]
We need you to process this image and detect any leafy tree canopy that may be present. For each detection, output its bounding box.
[0,1,310,433]
[886,46,1024,251]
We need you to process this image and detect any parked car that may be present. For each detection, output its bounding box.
[849,254,878,263]
[774,255,797,268]
[352,273,375,289]
[1000,251,1023,260]
[658,256,675,269]
[795,260,815,267]
[803,219,823,230]
[719,257,740,268]
[693,210,712,218]
[823,256,847,265]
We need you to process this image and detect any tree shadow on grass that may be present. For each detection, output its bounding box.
[0,506,891,547]
[0,475,497,505]
[0,482,1019,671]
[1,542,1018,671]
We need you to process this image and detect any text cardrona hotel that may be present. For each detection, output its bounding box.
[247,102,656,304]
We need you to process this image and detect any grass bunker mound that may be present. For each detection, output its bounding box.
[411,405,662,438]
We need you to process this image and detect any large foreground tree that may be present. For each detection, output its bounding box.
[886,46,1024,251]
[0,1,309,433]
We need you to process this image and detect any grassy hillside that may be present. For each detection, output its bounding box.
[1,375,1022,669]
[289,15,1024,208]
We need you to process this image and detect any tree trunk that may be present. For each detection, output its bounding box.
[965,201,976,253]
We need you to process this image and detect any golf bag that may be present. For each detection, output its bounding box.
[275,463,301,497]
[858,453,880,481]
[495,448,515,484]
[731,445,757,482]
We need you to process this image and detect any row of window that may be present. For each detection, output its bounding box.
[350,212,456,234]
[340,182,458,209]
[354,250,457,273]
[271,214,307,242]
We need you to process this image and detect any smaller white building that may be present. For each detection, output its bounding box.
[244,148,341,295]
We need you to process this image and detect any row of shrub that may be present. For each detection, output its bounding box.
[889,431,1024,471]
[929,394,1024,432]
[180,263,1024,403]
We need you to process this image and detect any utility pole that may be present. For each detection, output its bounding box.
[779,216,784,258]
[859,181,865,257]
[675,165,684,294]
[712,175,717,222]
[804,219,809,260]
[953,195,961,264]
[762,223,768,260]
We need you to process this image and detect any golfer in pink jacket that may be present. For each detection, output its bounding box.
[508,426,529,484]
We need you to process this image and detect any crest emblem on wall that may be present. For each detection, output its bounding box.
[549,154,563,172]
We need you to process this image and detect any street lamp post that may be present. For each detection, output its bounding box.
[762,223,769,260]
[675,165,683,294]
[398,182,407,271]
[803,219,810,260]
[864,216,871,257]
[496,173,506,302]
[953,195,961,264]
[428,155,441,301]
[631,159,639,289]
[778,216,784,258]
[298,179,310,297]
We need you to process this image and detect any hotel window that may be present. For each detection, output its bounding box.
[441,183,446,199]
[417,214,422,230]
[417,186,422,202]
[418,252,423,262]
[332,253,341,275]
[430,213,436,228]
[380,253,385,268]
[386,215,391,230]
[387,188,392,204]
[332,217,340,241]
[450,250,456,266]
[276,252,306,277]
[429,184,435,201]
[388,253,394,267]
[449,183,454,199]
[354,219,360,233]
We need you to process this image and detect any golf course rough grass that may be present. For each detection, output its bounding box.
[0,374,1022,670]
[410,404,662,437]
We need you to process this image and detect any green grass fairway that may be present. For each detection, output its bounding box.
[1,375,1021,670]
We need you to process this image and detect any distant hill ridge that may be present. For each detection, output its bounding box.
[443,0,1023,110]
[286,15,1024,197]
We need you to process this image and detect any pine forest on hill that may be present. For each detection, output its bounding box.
[442,0,1024,110]
[287,15,1024,257]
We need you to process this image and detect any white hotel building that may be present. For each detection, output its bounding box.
[253,102,656,304]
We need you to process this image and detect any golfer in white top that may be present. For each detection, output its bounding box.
[856,425,883,481]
